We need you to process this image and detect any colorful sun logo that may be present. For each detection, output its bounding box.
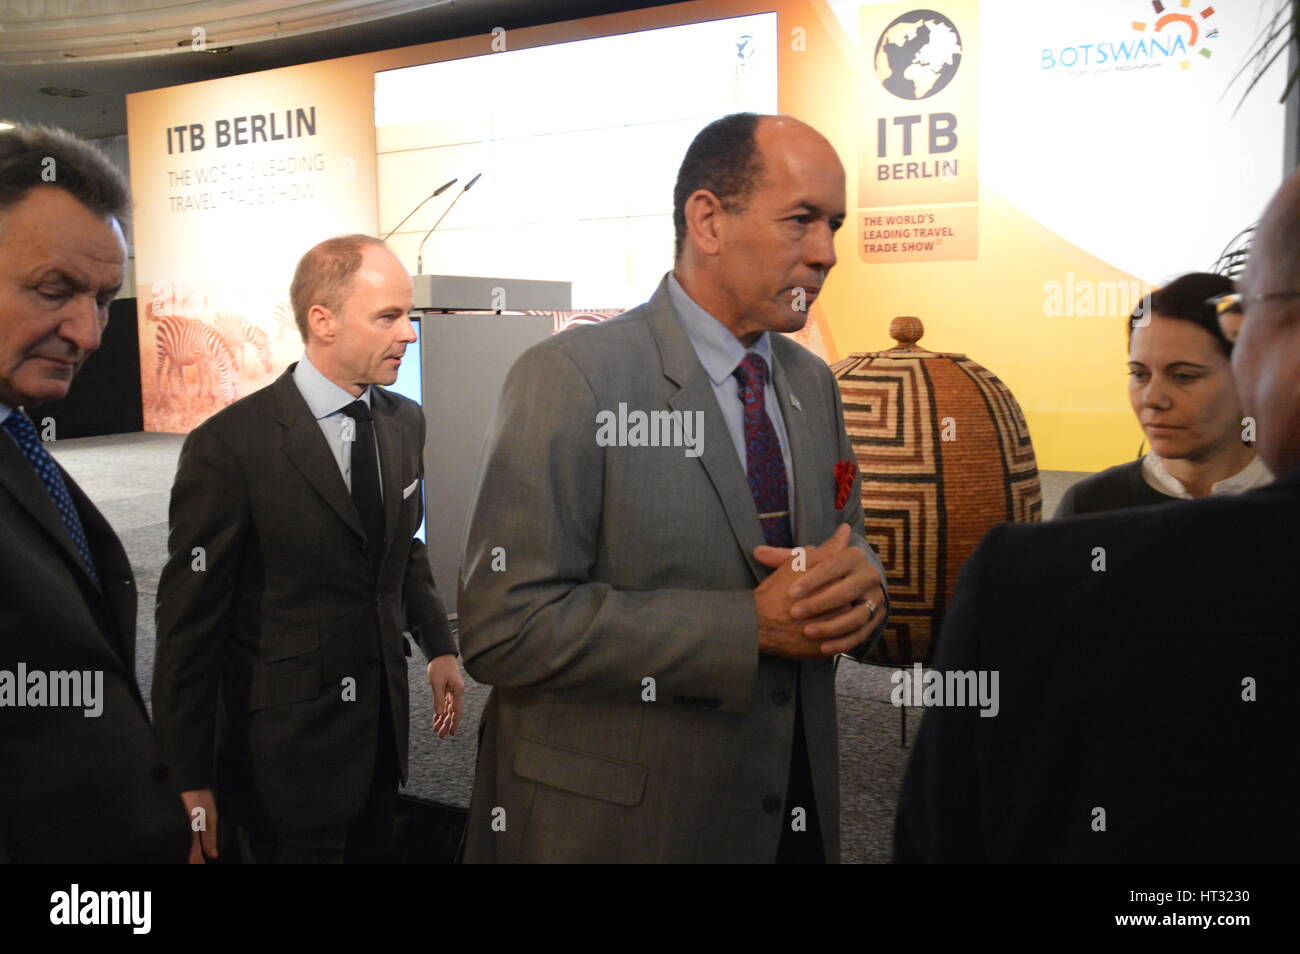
[1132,0,1220,70]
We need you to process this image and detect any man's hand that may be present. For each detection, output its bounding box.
[753,524,886,659]
[427,654,464,738]
[180,788,218,864]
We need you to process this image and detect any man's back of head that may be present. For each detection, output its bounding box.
[1230,165,1300,479]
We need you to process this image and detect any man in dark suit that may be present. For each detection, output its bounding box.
[153,234,463,863]
[0,124,190,862]
[893,169,1300,863]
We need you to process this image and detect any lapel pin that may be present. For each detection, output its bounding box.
[790,393,802,411]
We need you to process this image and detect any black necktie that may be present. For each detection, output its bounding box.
[341,400,384,552]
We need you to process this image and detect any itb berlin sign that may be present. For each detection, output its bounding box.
[859,3,978,263]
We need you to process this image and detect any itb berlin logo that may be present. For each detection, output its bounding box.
[1042,1,1221,74]
[874,9,963,100]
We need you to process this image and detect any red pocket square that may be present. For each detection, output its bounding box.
[834,458,858,510]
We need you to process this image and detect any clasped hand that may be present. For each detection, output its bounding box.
[753,523,886,660]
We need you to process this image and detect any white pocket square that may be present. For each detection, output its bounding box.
[402,478,419,500]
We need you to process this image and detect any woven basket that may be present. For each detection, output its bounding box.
[831,317,1042,665]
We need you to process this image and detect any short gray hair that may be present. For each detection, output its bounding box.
[0,123,130,226]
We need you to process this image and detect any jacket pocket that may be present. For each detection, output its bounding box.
[247,663,321,712]
[512,737,647,807]
[264,625,318,662]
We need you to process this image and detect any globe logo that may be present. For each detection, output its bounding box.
[874,9,963,100]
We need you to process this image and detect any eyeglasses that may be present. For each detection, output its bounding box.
[1206,291,1300,317]
[1206,291,1300,343]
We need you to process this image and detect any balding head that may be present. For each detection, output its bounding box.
[672,113,845,345]
[1234,168,1300,476]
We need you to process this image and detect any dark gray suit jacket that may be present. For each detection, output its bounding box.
[459,277,888,862]
[152,366,455,831]
[0,418,189,862]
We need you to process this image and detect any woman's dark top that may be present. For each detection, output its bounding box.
[1054,459,1174,518]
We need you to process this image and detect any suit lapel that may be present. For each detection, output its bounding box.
[646,279,766,582]
[769,343,819,546]
[370,387,404,561]
[64,474,135,660]
[0,426,133,662]
[274,366,368,543]
[0,425,102,588]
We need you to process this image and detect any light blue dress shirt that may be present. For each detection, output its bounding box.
[293,354,383,500]
[666,272,796,525]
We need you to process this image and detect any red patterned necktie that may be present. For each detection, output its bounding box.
[733,353,793,548]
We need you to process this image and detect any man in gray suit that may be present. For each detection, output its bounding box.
[459,113,888,863]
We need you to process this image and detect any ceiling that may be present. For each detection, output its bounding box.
[0,0,678,139]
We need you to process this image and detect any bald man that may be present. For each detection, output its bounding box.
[153,235,463,864]
[894,172,1300,863]
[459,113,889,863]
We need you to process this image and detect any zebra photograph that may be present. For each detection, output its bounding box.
[270,300,297,343]
[146,312,239,429]
[214,312,274,376]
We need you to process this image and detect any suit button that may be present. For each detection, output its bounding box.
[360,543,371,555]
[762,794,782,814]
[771,688,791,706]
[152,763,170,782]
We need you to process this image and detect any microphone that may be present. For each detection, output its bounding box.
[381,177,457,241]
[417,173,482,274]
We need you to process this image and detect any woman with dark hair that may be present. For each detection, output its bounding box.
[1055,272,1272,518]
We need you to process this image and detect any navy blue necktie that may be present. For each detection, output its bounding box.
[3,408,100,586]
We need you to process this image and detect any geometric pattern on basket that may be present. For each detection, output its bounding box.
[1011,477,1044,522]
[954,357,1042,522]
[831,343,1043,666]
[863,476,941,667]
[863,481,939,605]
[837,361,936,473]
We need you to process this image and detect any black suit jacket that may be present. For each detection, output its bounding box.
[894,467,1300,863]
[152,365,456,831]
[0,417,190,863]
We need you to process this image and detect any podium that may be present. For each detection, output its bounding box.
[413,275,572,617]
[412,274,571,313]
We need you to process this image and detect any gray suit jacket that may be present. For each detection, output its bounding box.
[458,276,887,862]
[153,366,455,830]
